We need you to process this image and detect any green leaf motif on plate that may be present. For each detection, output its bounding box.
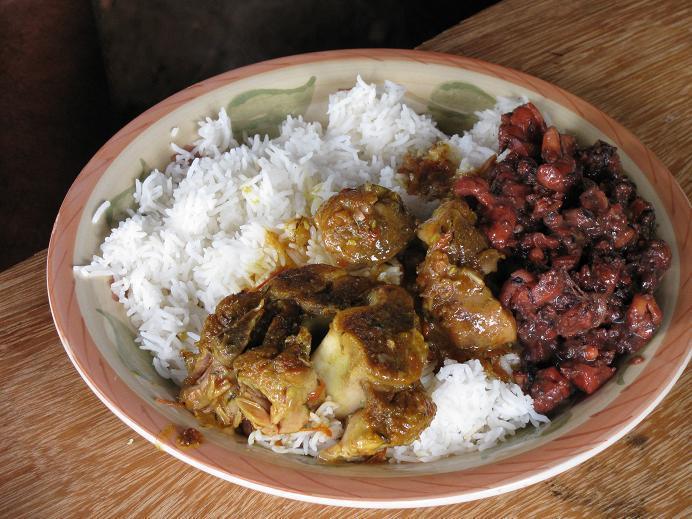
[616,361,631,385]
[96,308,161,384]
[228,76,316,141]
[540,409,572,436]
[428,81,496,134]
[105,159,151,228]
[616,343,653,385]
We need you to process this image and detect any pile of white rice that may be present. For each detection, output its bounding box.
[389,359,548,462]
[248,400,343,457]
[76,77,547,461]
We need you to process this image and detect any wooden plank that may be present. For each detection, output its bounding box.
[2,0,691,515]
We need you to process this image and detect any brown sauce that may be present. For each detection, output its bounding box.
[177,427,203,448]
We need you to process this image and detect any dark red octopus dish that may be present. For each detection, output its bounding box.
[454,103,672,414]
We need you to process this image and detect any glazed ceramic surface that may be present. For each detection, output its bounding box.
[47,49,691,508]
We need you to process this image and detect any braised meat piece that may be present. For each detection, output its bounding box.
[398,141,459,199]
[578,140,623,183]
[311,283,434,461]
[193,291,267,368]
[268,264,376,318]
[631,240,672,293]
[418,256,517,351]
[180,265,376,433]
[559,361,615,395]
[234,325,322,434]
[179,291,269,430]
[498,102,547,158]
[416,199,516,353]
[613,293,664,354]
[315,183,415,268]
[535,126,580,194]
[318,384,435,462]
[312,285,427,417]
[180,294,320,433]
[179,357,244,430]
[454,175,519,251]
[530,367,572,414]
[417,199,504,275]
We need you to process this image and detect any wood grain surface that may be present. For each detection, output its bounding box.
[2,0,691,516]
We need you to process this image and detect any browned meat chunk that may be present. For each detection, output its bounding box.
[194,291,267,368]
[318,384,435,462]
[417,199,503,275]
[498,102,547,158]
[416,199,515,353]
[530,367,572,414]
[315,183,415,268]
[180,265,376,433]
[310,282,434,461]
[268,264,376,318]
[179,291,271,430]
[418,255,516,351]
[559,361,614,395]
[312,285,427,417]
[633,240,672,293]
[398,141,459,199]
[454,175,519,251]
[624,293,663,343]
[234,325,321,434]
[179,357,243,430]
[578,140,623,183]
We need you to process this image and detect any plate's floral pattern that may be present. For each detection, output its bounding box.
[427,81,495,134]
[105,159,150,228]
[227,76,316,140]
[96,309,175,398]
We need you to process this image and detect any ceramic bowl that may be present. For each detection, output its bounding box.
[47,49,691,508]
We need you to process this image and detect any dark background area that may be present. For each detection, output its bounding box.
[0,0,495,270]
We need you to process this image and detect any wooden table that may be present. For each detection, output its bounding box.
[2,0,690,516]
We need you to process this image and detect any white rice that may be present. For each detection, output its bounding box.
[389,360,548,463]
[91,200,110,224]
[75,76,544,460]
[248,400,343,456]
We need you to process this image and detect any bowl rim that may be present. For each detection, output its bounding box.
[47,48,692,508]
